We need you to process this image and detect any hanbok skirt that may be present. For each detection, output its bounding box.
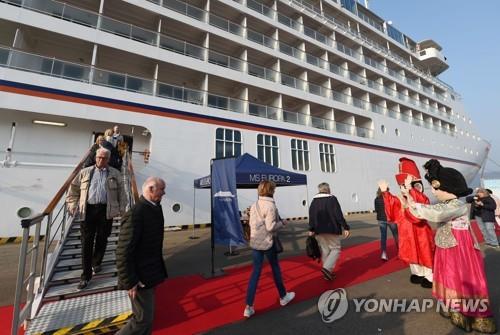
[432,228,492,318]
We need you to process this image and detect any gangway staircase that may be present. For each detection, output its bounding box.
[11,150,140,335]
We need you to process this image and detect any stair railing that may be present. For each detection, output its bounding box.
[11,146,139,335]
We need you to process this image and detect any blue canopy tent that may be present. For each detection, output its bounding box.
[192,154,308,276]
[193,153,307,189]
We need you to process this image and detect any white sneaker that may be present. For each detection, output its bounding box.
[243,306,255,318]
[381,251,388,261]
[280,292,295,306]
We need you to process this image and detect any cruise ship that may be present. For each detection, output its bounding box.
[0,0,489,238]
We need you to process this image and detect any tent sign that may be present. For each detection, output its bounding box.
[249,174,292,183]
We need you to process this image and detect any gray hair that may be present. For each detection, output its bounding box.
[96,147,111,158]
[142,176,165,194]
[318,182,331,194]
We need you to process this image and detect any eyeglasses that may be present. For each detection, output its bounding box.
[96,156,108,159]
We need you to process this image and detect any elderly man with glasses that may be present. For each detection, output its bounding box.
[67,147,127,289]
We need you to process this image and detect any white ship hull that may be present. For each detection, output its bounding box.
[0,0,489,237]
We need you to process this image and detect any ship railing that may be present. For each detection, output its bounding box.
[0,0,455,100]
[247,62,278,82]
[0,44,455,138]
[207,93,245,114]
[283,110,309,126]
[281,73,306,90]
[11,148,90,335]
[0,0,452,108]
[156,83,205,105]
[161,35,205,60]
[11,147,139,335]
[249,103,279,120]
[277,12,302,31]
[209,50,245,72]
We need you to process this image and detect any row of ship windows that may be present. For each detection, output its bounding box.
[215,128,336,173]
[214,126,481,167]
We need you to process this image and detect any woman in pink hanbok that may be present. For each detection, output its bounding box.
[406,159,496,333]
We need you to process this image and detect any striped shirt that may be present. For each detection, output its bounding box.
[87,167,108,205]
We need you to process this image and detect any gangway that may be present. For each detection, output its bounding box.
[11,149,140,334]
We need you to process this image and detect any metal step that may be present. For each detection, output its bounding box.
[71,222,121,231]
[65,236,119,246]
[61,244,117,257]
[44,276,118,300]
[62,241,118,250]
[51,264,117,283]
[27,290,130,335]
[67,230,119,240]
[56,254,116,270]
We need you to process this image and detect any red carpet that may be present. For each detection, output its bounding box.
[2,221,495,335]
[152,239,404,334]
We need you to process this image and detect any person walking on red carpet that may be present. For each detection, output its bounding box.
[308,182,350,280]
[244,181,295,318]
[374,187,398,261]
[378,157,435,288]
[407,159,496,333]
[116,177,168,335]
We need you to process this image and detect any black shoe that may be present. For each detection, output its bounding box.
[410,275,424,284]
[420,278,433,288]
[77,279,89,290]
[321,268,333,281]
[93,265,102,274]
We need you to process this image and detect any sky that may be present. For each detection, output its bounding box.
[368,0,500,174]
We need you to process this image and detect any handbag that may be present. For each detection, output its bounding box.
[272,234,283,254]
[242,222,251,242]
[256,201,284,254]
[306,235,321,261]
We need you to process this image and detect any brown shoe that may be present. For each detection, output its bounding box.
[471,316,497,334]
[450,311,472,332]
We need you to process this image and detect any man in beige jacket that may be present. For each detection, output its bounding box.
[66,148,126,289]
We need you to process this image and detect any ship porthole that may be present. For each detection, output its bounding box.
[351,193,359,203]
[381,125,386,133]
[395,128,400,136]
[302,200,307,206]
[172,203,182,213]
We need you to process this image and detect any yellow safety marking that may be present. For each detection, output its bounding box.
[80,319,104,330]
[52,326,73,335]
[112,311,133,323]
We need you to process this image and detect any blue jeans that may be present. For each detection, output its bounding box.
[475,216,499,246]
[246,248,287,306]
[379,221,399,253]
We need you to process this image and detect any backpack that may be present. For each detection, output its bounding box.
[306,235,321,262]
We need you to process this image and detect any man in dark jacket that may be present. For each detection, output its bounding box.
[466,188,498,248]
[84,135,123,171]
[116,177,167,334]
[308,182,350,281]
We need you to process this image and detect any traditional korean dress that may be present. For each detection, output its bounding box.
[410,198,495,333]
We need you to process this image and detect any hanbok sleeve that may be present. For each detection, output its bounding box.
[409,201,468,223]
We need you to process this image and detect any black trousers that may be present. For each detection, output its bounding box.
[116,287,155,335]
[80,204,112,280]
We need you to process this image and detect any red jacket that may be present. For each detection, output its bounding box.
[383,189,435,269]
